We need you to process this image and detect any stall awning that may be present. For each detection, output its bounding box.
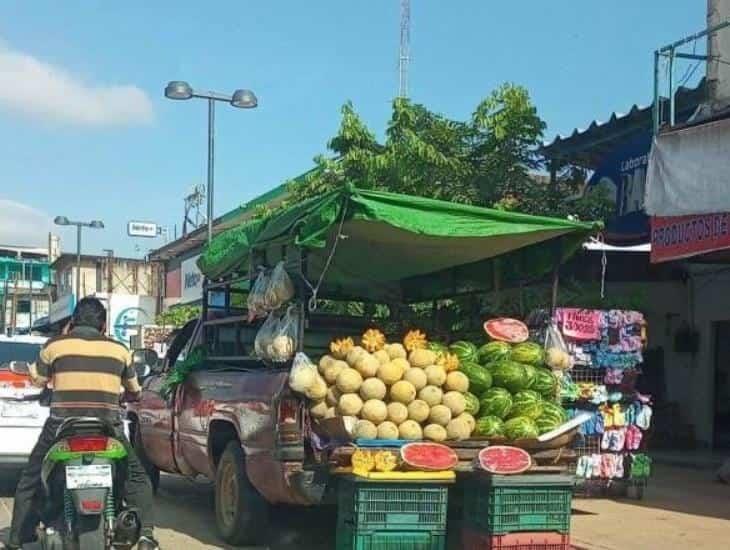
[198,185,599,302]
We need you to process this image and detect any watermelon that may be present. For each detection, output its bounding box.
[510,342,545,366]
[479,387,513,419]
[449,341,478,363]
[532,368,558,398]
[508,390,544,420]
[474,415,504,437]
[476,445,532,474]
[428,341,448,358]
[484,318,529,344]
[460,362,493,395]
[535,415,561,435]
[491,361,528,394]
[464,392,481,416]
[541,401,568,423]
[400,442,458,471]
[477,341,512,365]
[503,417,539,440]
[521,363,537,389]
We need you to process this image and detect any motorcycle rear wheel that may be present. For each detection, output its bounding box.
[76,515,107,550]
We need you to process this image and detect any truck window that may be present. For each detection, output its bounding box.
[166,319,198,368]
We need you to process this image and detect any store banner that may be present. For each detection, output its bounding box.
[651,212,730,263]
[181,255,203,303]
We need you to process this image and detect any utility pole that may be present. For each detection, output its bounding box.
[399,0,411,98]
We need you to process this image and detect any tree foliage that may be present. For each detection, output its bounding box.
[155,305,200,328]
[272,83,610,222]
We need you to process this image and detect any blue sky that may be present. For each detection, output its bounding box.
[0,1,704,257]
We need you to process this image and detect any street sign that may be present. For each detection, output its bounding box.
[127,221,159,238]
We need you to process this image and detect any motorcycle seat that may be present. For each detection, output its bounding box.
[55,417,118,440]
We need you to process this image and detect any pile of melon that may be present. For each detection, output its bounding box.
[289,329,477,442]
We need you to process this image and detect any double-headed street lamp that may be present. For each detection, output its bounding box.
[164,81,258,243]
[54,216,104,301]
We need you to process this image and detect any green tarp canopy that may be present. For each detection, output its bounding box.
[198,184,599,303]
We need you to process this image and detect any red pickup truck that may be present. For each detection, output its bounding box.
[128,312,362,546]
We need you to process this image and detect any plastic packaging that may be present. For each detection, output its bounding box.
[289,352,319,393]
[264,261,295,311]
[254,306,300,363]
[254,310,279,359]
[544,322,573,370]
[247,268,270,321]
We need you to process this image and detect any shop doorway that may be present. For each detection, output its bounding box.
[713,321,730,449]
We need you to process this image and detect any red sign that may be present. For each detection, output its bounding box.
[559,309,601,341]
[651,213,730,263]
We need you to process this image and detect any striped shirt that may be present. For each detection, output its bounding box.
[30,326,141,419]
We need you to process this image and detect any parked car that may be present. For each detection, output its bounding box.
[0,334,50,467]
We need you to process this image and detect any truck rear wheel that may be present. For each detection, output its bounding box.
[215,441,269,546]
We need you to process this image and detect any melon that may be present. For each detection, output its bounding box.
[409,349,437,368]
[444,371,469,393]
[476,445,532,474]
[374,349,391,365]
[477,341,512,365]
[459,362,492,395]
[318,355,336,374]
[326,386,342,407]
[361,399,388,424]
[390,380,417,404]
[338,393,363,416]
[532,368,558,398]
[324,407,337,419]
[491,361,528,394]
[304,375,327,400]
[510,342,545,366]
[463,392,480,416]
[360,378,387,401]
[387,402,409,425]
[484,318,529,343]
[509,390,544,420]
[474,415,504,437]
[521,363,537,390]
[423,424,448,442]
[353,419,378,440]
[456,412,476,433]
[323,362,346,385]
[428,404,452,427]
[407,400,431,423]
[391,357,411,372]
[442,391,466,416]
[336,368,363,393]
[446,417,472,440]
[377,421,400,440]
[403,367,428,391]
[398,420,423,441]
[288,364,317,393]
[449,341,478,363]
[400,442,458,471]
[346,346,367,366]
[384,343,407,360]
[310,400,328,419]
[479,387,513,419]
[418,385,443,407]
[424,365,447,387]
[353,353,380,378]
[377,361,404,385]
[503,417,539,440]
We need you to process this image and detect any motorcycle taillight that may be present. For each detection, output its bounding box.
[67,436,108,453]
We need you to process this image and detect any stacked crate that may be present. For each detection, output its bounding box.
[461,474,573,550]
[336,477,450,549]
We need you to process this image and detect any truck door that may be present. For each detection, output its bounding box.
[138,319,198,473]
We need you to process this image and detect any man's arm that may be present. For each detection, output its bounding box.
[121,351,142,395]
[29,344,52,388]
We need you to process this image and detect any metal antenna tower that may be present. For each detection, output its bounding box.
[399,0,411,98]
[182,184,206,236]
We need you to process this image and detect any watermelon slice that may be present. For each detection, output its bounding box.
[400,442,458,471]
[476,445,532,474]
[484,318,529,344]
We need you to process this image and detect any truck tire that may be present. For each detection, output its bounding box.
[214,441,269,546]
[76,514,106,550]
[134,424,160,494]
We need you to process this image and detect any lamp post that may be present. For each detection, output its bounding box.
[164,81,258,244]
[54,216,104,301]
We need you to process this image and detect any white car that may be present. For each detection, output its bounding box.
[0,334,50,467]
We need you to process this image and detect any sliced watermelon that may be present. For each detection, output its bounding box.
[484,318,529,344]
[400,442,458,471]
[475,445,532,475]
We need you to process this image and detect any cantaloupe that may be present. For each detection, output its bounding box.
[446,417,472,440]
[325,407,337,419]
[377,362,404,385]
[374,349,391,365]
[361,399,388,424]
[336,368,363,393]
[419,385,443,407]
[310,400,328,419]
[403,367,428,391]
[398,420,423,440]
[391,358,411,372]
[377,421,400,440]
[455,412,476,433]
[442,391,467,416]
[353,420,378,440]
[354,353,380,378]
[338,393,363,416]
[409,349,437,368]
[407,400,431,423]
[387,402,409,425]
[289,364,317,393]
[424,365,447,387]
[423,424,448,442]
[323,362,346,385]
[318,355,336,374]
[385,343,407,360]
[390,380,417,404]
[346,346,367,366]
[360,378,387,401]
[305,375,327,400]
[326,386,342,407]
[444,371,469,393]
[429,404,452,427]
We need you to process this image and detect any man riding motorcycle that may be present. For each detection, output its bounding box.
[2,297,159,550]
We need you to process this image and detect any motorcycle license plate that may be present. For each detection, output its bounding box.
[66,464,113,490]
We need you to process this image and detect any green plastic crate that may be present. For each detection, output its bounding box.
[336,526,447,550]
[463,474,573,535]
[338,478,449,532]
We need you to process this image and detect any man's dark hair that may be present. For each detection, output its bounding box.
[72,297,107,331]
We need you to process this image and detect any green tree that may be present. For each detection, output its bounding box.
[155,305,200,328]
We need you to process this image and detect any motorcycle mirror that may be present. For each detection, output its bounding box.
[9,360,30,375]
[132,349,159,378]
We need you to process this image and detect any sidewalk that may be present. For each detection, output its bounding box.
[571,464,730,550]
[651,449,726,470]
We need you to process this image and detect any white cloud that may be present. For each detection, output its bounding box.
[0,44,154,126]
[0,199,52,247]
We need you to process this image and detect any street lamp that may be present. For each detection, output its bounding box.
[164,80,258,243]
[54,216,104,301]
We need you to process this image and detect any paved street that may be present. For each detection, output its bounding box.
[1,464,728,549]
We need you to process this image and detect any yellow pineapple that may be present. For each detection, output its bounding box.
[403,329,428,352]
[330,337,355,360]
[361,328,386,352]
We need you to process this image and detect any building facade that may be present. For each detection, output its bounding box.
[0,245,51,335]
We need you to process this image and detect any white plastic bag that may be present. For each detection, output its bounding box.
[264,261,295,310]
[268,306,299,362]
[247,268,270,321]
[254,310,279,359]
[544,322,573,370]
[289,352,318,394]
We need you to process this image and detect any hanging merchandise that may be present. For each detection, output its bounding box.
[254,305,300,363]
[265,261,296,310]
[247,268,270,321]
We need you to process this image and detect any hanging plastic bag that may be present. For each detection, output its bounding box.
[254,310,279,359]
[544,322,573,370]
[288,352,318,393]
[268,305,299,362]
[247,268,270,321]
[264,261,295,311]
